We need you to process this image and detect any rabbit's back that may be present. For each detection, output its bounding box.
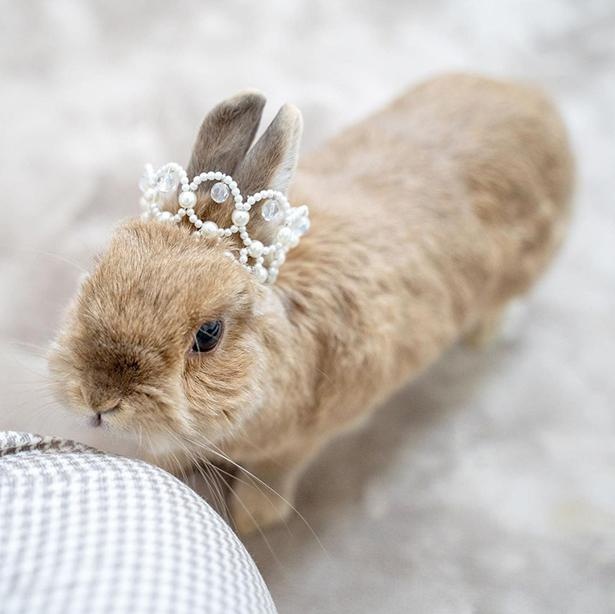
[285,75,573,418]
[296,74,573,321]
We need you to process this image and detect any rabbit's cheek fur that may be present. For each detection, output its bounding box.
[47,219,267,446]
[181,334,268,441]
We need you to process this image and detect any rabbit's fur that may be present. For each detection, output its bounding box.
[49,74,573,533]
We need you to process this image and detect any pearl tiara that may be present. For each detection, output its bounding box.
[139,162,310,284]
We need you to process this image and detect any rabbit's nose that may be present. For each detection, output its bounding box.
[91,401,121,428]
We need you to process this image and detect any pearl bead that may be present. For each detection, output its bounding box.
[248,240,264,258]
[189,214,198,224]
[178,191,197,208]
[277,227,295,246]
[232,210,250,227]
[201,221,218,237]
[252,265,268,283]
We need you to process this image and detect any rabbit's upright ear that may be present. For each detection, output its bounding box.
[187,91,266,177]
[234,103,303,197]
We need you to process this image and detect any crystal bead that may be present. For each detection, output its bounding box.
[292,215,310,236]
[139,165,155,192]
[261,199,280,222]
[267,268,278,284]
[210,182,230,203]
[156,167,180,193]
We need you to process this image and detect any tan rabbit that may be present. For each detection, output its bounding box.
[49,74,573,534]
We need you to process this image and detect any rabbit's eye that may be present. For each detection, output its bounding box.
[191,320,223,353]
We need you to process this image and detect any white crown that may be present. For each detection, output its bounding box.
[139,162,310,284]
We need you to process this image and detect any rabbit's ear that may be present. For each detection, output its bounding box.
[234,103,303,197]
[186,91,266,177]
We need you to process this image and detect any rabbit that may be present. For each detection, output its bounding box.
[49,74,574,534]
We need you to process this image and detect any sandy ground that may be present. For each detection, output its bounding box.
[1,1,614,612]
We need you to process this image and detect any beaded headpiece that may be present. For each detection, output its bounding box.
[139,163,310,284]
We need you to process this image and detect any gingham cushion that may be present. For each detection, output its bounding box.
[0,432,276,614]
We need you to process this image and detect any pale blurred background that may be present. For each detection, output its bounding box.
[1,1,614,613]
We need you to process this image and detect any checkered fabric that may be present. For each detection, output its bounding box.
[0,432,276,614]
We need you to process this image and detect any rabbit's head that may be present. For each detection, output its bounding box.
[49,92,303,451]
